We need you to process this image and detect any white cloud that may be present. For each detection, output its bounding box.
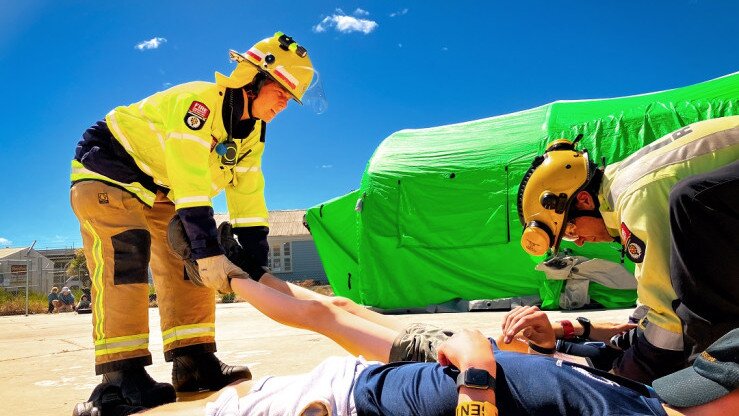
[0,237,11,246]
[389,8,409,17]
[354,8,369,16]
[313,10,378,34]
[51,235,71,244]
[321,164,333,169]
[135,37,167,51]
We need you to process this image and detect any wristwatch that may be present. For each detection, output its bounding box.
[576,316,591,339]
[560,319,575,340]
[456,367,496,392]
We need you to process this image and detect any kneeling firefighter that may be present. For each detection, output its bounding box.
[516,116,739,383]
[70,32,323,409]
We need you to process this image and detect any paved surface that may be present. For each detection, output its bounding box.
[1,302,633,415]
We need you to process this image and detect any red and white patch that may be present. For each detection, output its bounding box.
[620,222,646,263]
[620,222,632,243]
[188,101,210,119]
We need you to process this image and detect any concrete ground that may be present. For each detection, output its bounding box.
[1,302,632,415]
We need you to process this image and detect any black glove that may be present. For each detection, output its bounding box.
[218,222,269,281]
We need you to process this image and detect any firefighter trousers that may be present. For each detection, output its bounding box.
[70,180,217,375]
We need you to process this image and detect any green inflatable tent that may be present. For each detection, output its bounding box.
[305,72,739,310]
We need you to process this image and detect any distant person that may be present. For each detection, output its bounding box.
[76,294,92,314]
[55,287,75,312]
[517,116,739,383]
[47,287,59,313]
[69,31,322,410]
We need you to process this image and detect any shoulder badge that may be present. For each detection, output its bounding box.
[184,101,210,131]
[620,222,645,263]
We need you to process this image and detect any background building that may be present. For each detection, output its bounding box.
[215,210,327,283]
[37,248,84,289]
[0,248,55,294]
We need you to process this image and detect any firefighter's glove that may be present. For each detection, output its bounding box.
[195,255,250,294]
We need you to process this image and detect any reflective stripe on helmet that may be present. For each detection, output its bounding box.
[246,48,265,62]
[274,66,298,89]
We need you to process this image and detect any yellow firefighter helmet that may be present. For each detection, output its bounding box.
[517,136,594,256]
[215,32,315,104]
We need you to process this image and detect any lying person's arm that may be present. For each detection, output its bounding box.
[437,329,498,415]
[229,277,398,362]
[257,273,405,332]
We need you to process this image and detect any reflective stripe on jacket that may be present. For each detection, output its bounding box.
[598,116,739,350]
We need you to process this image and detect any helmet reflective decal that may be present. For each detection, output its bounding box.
[246,48,265,63]
[274,66,298,89]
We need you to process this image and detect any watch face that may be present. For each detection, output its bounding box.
[466,369,490,386]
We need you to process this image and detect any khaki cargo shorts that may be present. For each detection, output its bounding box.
[388,323,456,363]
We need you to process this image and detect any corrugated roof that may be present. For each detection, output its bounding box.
[214,210,310,237]
[0,248,25,258]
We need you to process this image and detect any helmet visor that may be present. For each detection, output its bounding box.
[300,67,328,115]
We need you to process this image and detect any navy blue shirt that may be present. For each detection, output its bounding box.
[354,340,667,416]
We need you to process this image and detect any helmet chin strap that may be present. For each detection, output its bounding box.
[567,207,619,243]
[244,87,255,120]
[568,208,602,219]
[244,72,268,119]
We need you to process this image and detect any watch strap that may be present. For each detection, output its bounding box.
[577,317,592,339]
[528,341,556,355]
[456,401,498,416]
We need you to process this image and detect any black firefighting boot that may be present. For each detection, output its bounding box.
[172,352,252,392]
[72,383,147,416]
[101,367,176,408]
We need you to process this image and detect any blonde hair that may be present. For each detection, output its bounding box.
[51,287,59,293]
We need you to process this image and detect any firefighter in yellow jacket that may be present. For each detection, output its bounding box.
[517,116,739,384]
[70,32,317,408]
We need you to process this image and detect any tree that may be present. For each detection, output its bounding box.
[66,249,91,288]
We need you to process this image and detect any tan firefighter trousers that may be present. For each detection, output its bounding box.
[71,180,216,375]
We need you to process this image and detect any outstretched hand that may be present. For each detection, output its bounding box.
[501,306,555,349]
[437,329,496,375]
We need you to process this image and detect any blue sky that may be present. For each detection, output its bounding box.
[1,0,737,249]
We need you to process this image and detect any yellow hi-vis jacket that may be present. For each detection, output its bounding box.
[598,115,739,351]
[70,81,269,228]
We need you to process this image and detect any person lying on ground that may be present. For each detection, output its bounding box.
[170,218,635,364]
[80,309,739,416]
